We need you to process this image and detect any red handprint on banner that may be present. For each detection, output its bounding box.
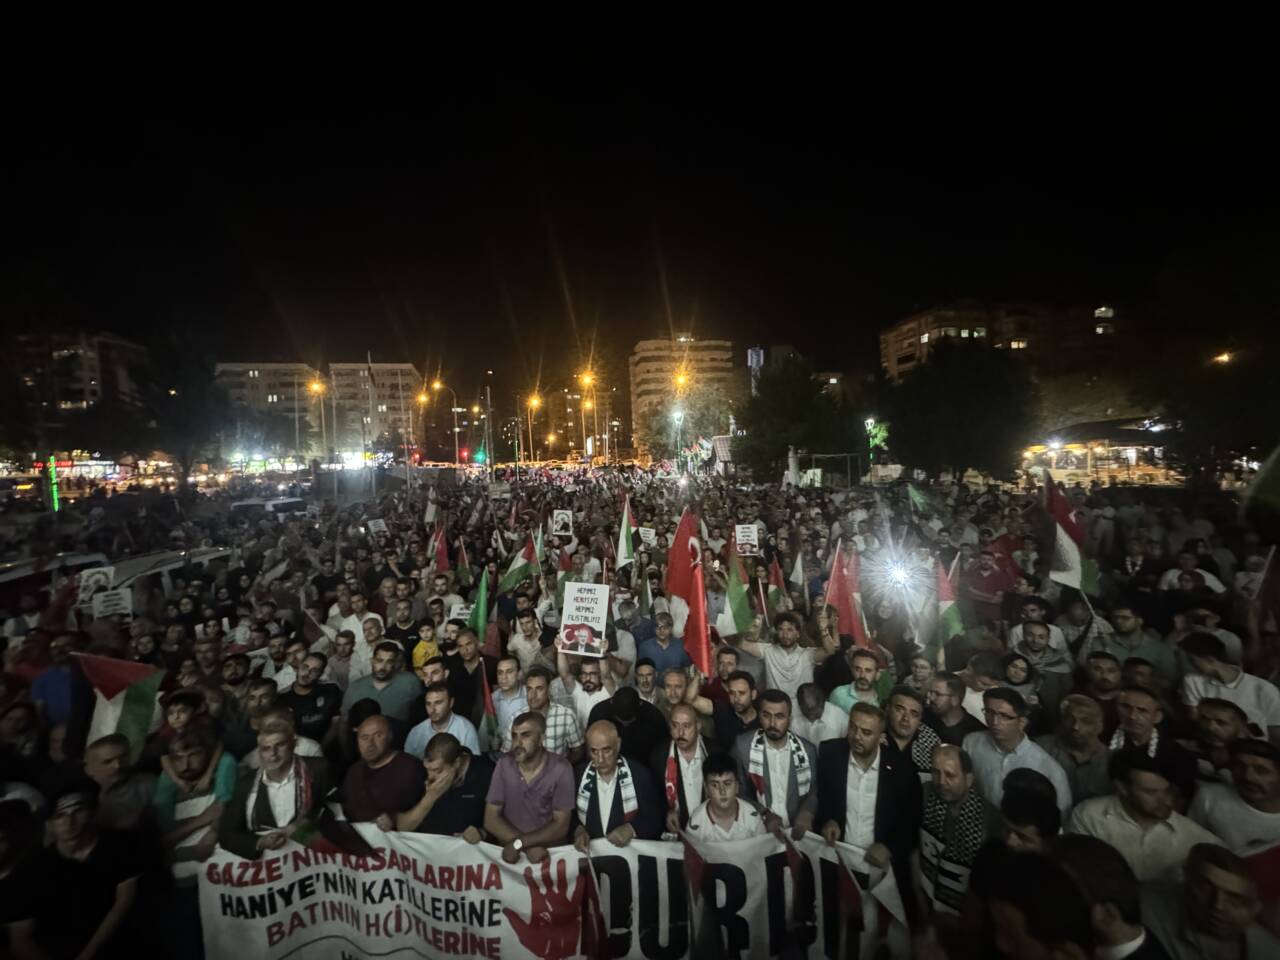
[503,856,588,960]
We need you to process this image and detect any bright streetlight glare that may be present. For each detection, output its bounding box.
[528,395,541,409]
[309,381,324,394]
[432,380,443,391]
[417,392,429,404]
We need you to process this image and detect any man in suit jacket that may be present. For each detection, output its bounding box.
[572,720,662,850]
[814,702,922,912]
[732,689,818,839]
[651,702,721,831]
[219,716,331,859]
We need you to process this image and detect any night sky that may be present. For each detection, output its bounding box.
[8,25,1276,402]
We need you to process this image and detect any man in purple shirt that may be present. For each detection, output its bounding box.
[484,711,574,864]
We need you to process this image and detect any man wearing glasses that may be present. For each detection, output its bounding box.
[963,687,1072,818]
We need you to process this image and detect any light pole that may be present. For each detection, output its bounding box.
[309,379,326,471]
[432,380,460,466]
[526,395,541,464]
[673,409,684,472]
[582,398,592,456]
[417,391,429,459]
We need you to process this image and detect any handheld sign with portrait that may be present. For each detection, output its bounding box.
[92,588,132,621]
[366,518,389,536]
[551,510,574,538]
[558,582,610,658]
[734,524,760,555]
[77,566,115,608]
[638,526,657,548]
[448,603,473,623]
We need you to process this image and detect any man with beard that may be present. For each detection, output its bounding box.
[1082,606,1177,693]
[1082,652,1124,740]
[443,628,496,729]
[341,714,426,828]
[829,648,884,711]
[405,683,480,758]
[585,686,668,765]
[220,715,330,859]
[962,550,1014,626]
[1111,685,1198,808]
[508,609,556,675]
[883,686,943,779]
[815,704,923,916]
[1178,697,1251,785]
[278,652,342,747]
[653,703,717,831]
[1035,694,1113,804]
[732,689,818,839]
[221,652,253,710]
[1189,739,1280,856]
[82,734,157,831]
[383,598,420,647]
[1012,620,1073,721]
[914,744,1002,918]
[925,672,986,746]
[728,612,837,701]
[328,630,356,692]
[222,677,284,759]
[555,652,613,732]
[397,733,494,839]
[633,659,659,705]
[509,667,583,764]
[1142,844,1280,958]
[571,721,661,850]
[712,669,761,751]
[341,642,426,745]
[490,655,527,755]
[1068,750,1220,881]
[484,712,575,864]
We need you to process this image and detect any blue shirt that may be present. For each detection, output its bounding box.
[636,636,691,673]
[31,666,75,726]
[627,617,656,646]
[962,731,1073,818]
[404,713,480,759]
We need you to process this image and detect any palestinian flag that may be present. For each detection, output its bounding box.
[927,558,965,668]
[456,539,474,589]
[1042,469,1094,592]
[637,568,653,618]
[906,483,938,515]
[477,655,499,752]
[467,568,490,638]
[616,496,638,569]
[554,547,573,610]
[714,539,754,638]
[498,535,539,594]
[76,654,165,761]
[766,556,786,615]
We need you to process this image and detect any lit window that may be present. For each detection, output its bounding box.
[362,416,371,424]
[920,333,930,344]
[973,327,986,338]
[1094,305,1114,319]
[249,369,259,378]
[960,329,970,338]
[942,327,959,337]
[1009,339,1029,350]
[377,404,388,413]
[828,377,838,385]
[1095,323,1114,335]
[267,393,279,402]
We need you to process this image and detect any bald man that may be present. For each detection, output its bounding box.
[341,714,427,828]
[572,721,663,851]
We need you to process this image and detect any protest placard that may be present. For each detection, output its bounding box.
[92,588,132,621]
[735,524,760,555]
[366,519,388,535]
[551,510,574,537]
[557,581,609,657]
[638,526,657,547]
[76,566,115,608]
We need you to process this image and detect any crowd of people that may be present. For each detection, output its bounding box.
[0,467,1278,959]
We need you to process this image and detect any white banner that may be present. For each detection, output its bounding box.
[558,582,610,657]
[198,827,904,960]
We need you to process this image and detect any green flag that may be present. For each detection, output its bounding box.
[468,568,489,638]
[714,550,754,638]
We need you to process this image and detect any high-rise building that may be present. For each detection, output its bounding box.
[328,362,422,452]
[215,362,321,419]
[18,332,149,415]
[628,333,734,440]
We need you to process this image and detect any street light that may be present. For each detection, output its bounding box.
[674,370,689,391]
[527,395,541,464]
[309,381,327,466]
[432,381,460,465]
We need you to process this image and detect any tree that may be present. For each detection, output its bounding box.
[733,355,865,477]
[884,339,1036,478]
[144,345,233,495]
[0,360,37,460]
[634,378,744,460]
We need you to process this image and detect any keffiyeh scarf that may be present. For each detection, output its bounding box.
[747,729,811,798]
[577,757,638,824]
[1109,727,1158,758]
[246,758,314,831]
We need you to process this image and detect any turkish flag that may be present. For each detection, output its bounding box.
[684,540,711,676]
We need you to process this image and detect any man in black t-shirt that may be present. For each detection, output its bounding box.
[384,599,421,647]
[926,672,986,746]
[312,556,346,601]
[277,653,342,746]
[22,781,148,958]
[396,733,494,840]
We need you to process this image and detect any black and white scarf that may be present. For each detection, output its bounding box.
[1109,727,1158,758]
[577,757,638,823]
[747,729,811,798]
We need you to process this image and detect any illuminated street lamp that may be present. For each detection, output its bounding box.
[308,381,327,463]
[431,381,460,465]
[1212,352,1233,364]
[527,395,541,464]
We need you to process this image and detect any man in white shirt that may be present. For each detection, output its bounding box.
[1157,552,1226,594]
[340,592,386,663]
[686,753,767,841]
[349,617,388,685]
[555,652,613,731]
[730,689,817,836]
[657,703,713,831]
[729,612,837,701]
[1181,633,1280,744]
[1067,750,1221,881]
[490,655,527,754]
[404,682,480,758]
[1188,739,1280,856]
[793,682,850,745]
